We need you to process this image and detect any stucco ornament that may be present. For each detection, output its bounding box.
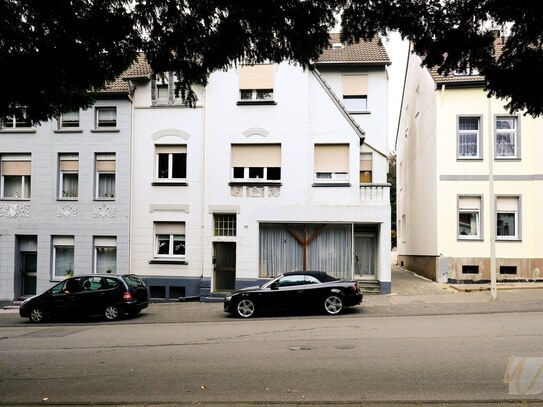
[268,187,280,197]
[230,186,243,197]
[93,204,116,218]
[247,186,264,197]
[0,203,30,218]
[56,204,78,217]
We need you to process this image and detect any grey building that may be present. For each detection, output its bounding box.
[0,79,131,301]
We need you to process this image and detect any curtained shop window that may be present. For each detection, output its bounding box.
[259,224,352,279]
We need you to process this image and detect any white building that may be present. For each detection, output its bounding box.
[396,39,543,283]
[126,34,393,299]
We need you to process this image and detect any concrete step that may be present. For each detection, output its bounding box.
[357,281,382,295]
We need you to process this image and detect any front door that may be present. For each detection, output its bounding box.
[22,252,37,296]
[354,234,376,279]
[213,242,236,292]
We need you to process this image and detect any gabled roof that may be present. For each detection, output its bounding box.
[427,37,506,86]
[317,33,390,65]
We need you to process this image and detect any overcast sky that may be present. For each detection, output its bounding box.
[383,32,410,152]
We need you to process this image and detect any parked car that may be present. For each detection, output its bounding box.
[224,271,363,318]
[19,274,149,323]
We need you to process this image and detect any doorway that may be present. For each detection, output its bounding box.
[354,231,376,279]
[22,252,37,296]
[213,242,236,292]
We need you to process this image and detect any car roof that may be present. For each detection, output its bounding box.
[283,271,339,282]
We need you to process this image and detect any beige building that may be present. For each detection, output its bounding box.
[396,40,543,283]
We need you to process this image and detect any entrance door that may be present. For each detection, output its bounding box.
[354,234,376,279]
[22,252,37,296]
[213,242,236,292]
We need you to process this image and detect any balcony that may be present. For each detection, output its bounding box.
[360,184,390,204]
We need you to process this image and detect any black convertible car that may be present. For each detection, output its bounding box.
[224,271,362,318]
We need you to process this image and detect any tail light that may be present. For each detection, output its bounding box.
[353,282,360,292]
[123,292,133,301]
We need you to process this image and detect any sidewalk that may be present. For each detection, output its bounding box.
[1,264,542,325]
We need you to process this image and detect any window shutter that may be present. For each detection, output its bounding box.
[155,222,185,235]
[239,64,274,89]
[343,75,368,96]
[497,197,518,212]
[315,144,349,172]
[94,237,117,247]
[459,196,481,210]
[231,144,281,167]
[1,161,31,176]
[155,145,187,154]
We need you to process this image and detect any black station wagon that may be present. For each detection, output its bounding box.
[19,274,149,323]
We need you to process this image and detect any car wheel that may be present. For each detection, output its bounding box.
[236,298,255,318]
[324,295,343,315]
[104,304,122,321]
[29,308,45,323]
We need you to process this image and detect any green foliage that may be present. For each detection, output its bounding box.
[1,0,541,123]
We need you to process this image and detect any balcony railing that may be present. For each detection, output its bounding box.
[360,184,390,203]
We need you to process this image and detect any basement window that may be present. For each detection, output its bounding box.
[500,266,517,275]
[462,265,479,274]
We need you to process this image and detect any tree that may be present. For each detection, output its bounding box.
[1,0,541,124]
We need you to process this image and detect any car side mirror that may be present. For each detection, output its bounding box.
[271,282,279,290]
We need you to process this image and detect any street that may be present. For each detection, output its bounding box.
[1,309,543,405]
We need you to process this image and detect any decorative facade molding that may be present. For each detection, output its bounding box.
[93,204,116,218]
[56,204,78,217]
[230,186,281,198]
[0,203,30,218]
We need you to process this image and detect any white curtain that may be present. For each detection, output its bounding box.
[96,247,116,273]
[55,247,74,277]
[259,224,352,279]
[98,174,115,197]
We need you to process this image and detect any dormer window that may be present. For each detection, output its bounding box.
[332,43,343,49]
[152,72,178,105]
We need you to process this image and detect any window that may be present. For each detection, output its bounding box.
[154,222,185,258]
[95,153,115,199]
[59,111,80,128]
[314,144,349,183]
[95,107,117,128]
[1,108,31,129]
[458,116,481,158]
[458,196,481,239]
[231,144,281,182]
[497,196,519,240]
[1,154,31,199]
[342,75,368,111]
[495,116,518,158]
[239,64,274,102]
[58,154,78,198]
[152,72,178,105]
[156,145,187,180]
[214,214,237,236]
[94,237,117,274]
[53,236,74,278]
[360,153,373,183]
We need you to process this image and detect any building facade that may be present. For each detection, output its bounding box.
[0,80,132,301]
[396,40,543,283]
[127,35,393,299]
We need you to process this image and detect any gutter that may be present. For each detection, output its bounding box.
[308,63,365,145]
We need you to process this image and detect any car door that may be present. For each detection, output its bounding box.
[265,274,307,311]
[302,275,324,308]
[76,276,108,316]
[41,280,73,316]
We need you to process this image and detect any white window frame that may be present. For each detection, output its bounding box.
[231,144,281,182]
[95,107,117,128]
[457,116,481,159]
[213,214,237,237]
[1,109,31,129]
[52,236,75,278]
[94,237,117,274]
[59,111,80,129]
[239,89,274,101]
[154,222,186,259]
[495,116,518,159]
[95,153,116,199]
[1,154,31,199]
[458,196,482,240]
[156,146,187,181]
[496,196,520,241]
[314,144,350,184]
[58,153,79,199]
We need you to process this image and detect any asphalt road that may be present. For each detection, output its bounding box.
[1,310,542,406]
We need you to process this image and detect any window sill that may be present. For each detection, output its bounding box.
[348,110,371,115]
[457,157,483,161]
[149,259,188,265]
[229,181,282,187]
[236,100,277,106]
[94,198,115,201]
[494,157,521,161]
[90,128,120,133]
[152,181,188,186]
[57,198,79,201]
[0,129,36,134]
[457,237,484,241]
[1,198,30,201]
[496,237,521,242]
[54,129,83,133]
[312,182,351,187]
